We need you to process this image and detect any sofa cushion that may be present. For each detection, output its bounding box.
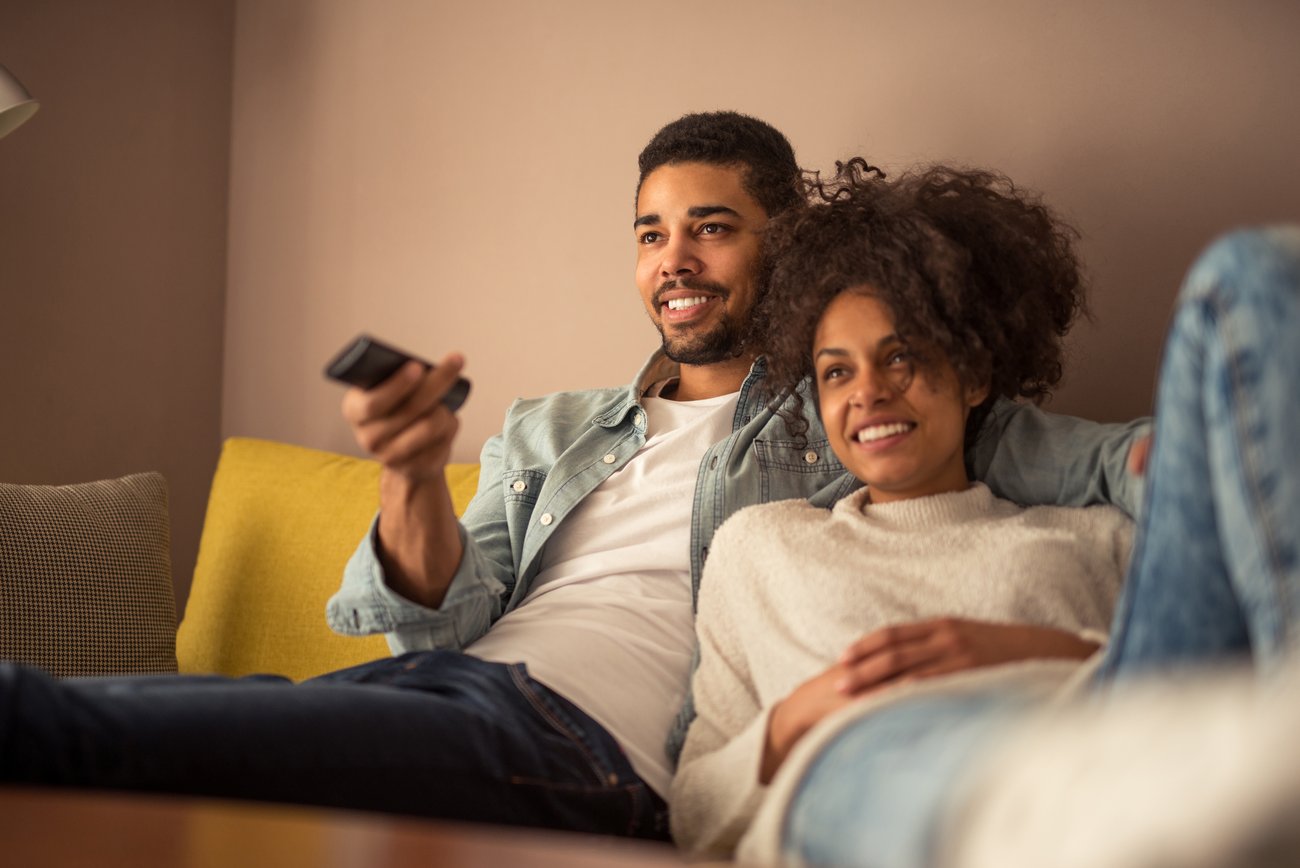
[0,472,178,677]
[176,437,480,681]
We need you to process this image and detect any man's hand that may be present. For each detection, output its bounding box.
[340,352,469,609]
[760,619,1099,782]
[341,353,467,480]
[1128,433,1152,477]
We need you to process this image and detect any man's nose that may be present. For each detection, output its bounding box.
[660,235,702,277]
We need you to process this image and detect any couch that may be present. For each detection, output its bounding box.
[0,437,480,681]
[176,437,480,679]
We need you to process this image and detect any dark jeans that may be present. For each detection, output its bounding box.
[0,650,668,839]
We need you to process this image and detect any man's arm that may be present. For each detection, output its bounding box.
[326,353,514,650]
[342,355,468,605]
[969,398,1152,517]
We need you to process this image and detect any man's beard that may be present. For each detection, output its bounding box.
[653,278,748,365]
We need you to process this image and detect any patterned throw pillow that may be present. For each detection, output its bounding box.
[0,472,178,677]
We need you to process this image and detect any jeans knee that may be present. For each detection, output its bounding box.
[1180,225,1300,313]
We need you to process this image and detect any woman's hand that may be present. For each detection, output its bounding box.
[760,619,1099,783]
[834,618,1099,694]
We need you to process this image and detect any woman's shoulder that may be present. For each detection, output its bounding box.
[1011,497,1134,532]
[713,497,829,544]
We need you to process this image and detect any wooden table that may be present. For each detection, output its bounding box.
[0,787,693,867]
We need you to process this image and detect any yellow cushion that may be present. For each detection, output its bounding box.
[176,437,479,680]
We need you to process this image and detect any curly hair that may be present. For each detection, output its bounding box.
[636,111,804,217]
[757,158,1087,446]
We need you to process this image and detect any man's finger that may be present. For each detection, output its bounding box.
[1128,433,1153,476]
[341,360,426,426]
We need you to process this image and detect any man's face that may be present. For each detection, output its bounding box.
[634,162,768,366]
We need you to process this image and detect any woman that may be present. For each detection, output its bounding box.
[671,161,1300,867]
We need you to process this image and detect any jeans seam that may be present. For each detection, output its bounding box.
[1217,287,1292,642]
[506,665,612,788]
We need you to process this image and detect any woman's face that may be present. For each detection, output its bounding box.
[813,291,987,504]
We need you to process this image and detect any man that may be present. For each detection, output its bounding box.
[326,111,1146,826]
[0,112,1144,839]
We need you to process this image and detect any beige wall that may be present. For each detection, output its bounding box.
[225,0,1300,464]
[3,1,1297,611]
[0,0,234,605]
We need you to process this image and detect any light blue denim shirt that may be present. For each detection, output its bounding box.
[326,350,1149,754]
[329,351,854,647]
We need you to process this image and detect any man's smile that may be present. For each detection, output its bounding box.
[653,279,730,325]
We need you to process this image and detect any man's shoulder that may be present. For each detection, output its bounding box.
[507,385,628,418]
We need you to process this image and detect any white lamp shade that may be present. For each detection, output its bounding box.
[0,63,39,139]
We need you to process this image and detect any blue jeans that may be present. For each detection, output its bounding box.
[783,227,1300,868]
[0,650,668,838]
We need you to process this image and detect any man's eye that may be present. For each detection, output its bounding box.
[699,223,729,236]
[639,231,662,244]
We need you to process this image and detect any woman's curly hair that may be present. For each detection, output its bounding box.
[756,158,1087,445]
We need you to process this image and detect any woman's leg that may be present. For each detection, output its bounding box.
[777,691,1033,868]
[1097,226,1300,679]
[776,228,1300,868]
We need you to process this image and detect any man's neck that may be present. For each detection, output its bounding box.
[670,354,755,401]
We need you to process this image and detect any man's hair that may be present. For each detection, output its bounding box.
[636,111,803,217]
[757,158,1087,444]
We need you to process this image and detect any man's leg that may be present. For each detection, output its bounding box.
[1097,226,1300,677]
[0,652,666,838]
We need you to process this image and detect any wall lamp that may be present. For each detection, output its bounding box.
[0,63,39,139]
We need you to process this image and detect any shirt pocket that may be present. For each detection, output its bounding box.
[753,437,846,502]
[503,469,547,507]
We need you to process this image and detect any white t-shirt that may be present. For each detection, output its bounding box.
[467,390,740,796]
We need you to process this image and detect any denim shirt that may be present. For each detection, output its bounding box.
[327,350,1149,754]
[329,352,855,645]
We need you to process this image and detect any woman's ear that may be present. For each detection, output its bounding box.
[965,379,991,409]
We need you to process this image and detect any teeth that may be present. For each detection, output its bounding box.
[857,423,914,443]
[666,296,709,311]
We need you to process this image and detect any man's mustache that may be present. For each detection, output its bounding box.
[652,278,730,308]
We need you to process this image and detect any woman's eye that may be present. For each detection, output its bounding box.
[820,366,848,382]
[886,350,910,366]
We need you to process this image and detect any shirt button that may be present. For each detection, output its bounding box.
[634,412,645,428]
[603,453,617,464]
[539,513,553,526]
[511,480,527,492]
[804,450,819,464]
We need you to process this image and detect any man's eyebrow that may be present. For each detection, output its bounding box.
[633,204,743,230]
[688,205,742,220]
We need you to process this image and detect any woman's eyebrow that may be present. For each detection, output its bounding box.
[815,334,901,361]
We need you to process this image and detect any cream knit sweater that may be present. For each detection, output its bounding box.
[670,483,1133,859]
